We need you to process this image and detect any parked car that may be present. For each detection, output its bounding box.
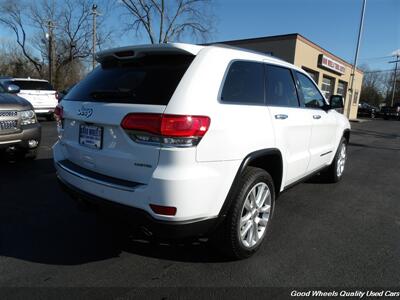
[0,82,41,159]
[54,43,350,259]
[381,103,400,120]
[357,101,379,118]
[0,77,58,121]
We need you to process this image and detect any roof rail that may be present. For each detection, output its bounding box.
[209,43,288,63]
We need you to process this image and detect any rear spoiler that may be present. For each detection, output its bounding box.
[96,43,203,63]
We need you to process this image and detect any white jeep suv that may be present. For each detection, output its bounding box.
[53,43,350,259]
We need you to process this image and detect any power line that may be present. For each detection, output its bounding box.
[363,69,396,73]
[358,55,392,61]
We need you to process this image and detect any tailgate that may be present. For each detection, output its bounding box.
[60,101,165,184]
[18,90,57,109]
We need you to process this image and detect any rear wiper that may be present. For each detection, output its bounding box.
[90,89,135,100]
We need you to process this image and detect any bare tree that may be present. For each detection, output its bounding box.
[0,0,113,88]
[359,65,388,106]
[120,0,214,43]
[0,40,38,77]
[0,0,44,76]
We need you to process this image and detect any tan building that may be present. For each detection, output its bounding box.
[215,33,363,119]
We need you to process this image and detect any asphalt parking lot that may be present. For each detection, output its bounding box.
[0,119,399,294]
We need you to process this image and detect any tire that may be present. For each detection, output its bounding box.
[212,167,275,260]
[323,137,347,183]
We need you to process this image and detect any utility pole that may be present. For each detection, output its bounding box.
[389,55,400,106]
[46,20,56,84]
[91,4,100,70]
[347,0,366,118]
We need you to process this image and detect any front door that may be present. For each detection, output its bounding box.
[264,64,312,186]
[295,72,337,172]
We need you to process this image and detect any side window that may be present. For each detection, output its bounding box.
[220,61,264,104]
[265,65,299,107]
[296,72,326,109]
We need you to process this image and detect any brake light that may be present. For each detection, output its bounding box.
[161,115,210,137]
[54,105,63,120]
[121,113,162,135]
[115,50,135,58]
[54,104,64,131]
[121,113,210,147]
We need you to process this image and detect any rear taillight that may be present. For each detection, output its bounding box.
[54,105,64,130]
[54,105,63,120]
[121,113,210,147]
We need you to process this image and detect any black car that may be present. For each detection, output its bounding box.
[0,83,41,159]
[381,103,400,120]
[357,102,379,118]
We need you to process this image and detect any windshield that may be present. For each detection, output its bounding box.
[64,54,194,105]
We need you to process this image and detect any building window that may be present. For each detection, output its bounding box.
[302,67,319,84]
[321,76,335,99]
[337,80,347,97]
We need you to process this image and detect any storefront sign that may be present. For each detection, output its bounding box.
[318,54,346,75]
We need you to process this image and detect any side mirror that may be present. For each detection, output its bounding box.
[329,95,344,109]
[7,84,20,94]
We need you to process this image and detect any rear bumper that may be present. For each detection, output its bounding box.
[53,141,240,223]
[0,123,41,149]
[57,176,218,239]
[35,108,55,115]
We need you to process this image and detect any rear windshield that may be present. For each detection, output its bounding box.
[64,54,194,105]
[11,80,54,91]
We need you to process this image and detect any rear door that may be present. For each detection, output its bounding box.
[60,54,195,184]
[265,64,312,185]
[295,71,337,172]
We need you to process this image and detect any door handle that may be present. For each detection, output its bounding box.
[313,115,321,119]
[275,114,288,120]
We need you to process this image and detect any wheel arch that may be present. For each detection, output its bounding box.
[343,129,350,144]
[217,148,283,222]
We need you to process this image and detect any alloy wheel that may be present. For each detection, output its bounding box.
[337,143,347,177]
[239,182,271,248]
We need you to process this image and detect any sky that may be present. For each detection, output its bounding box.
[0,0,399,72]
[114,0,400,71]
[211,0,400,71]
